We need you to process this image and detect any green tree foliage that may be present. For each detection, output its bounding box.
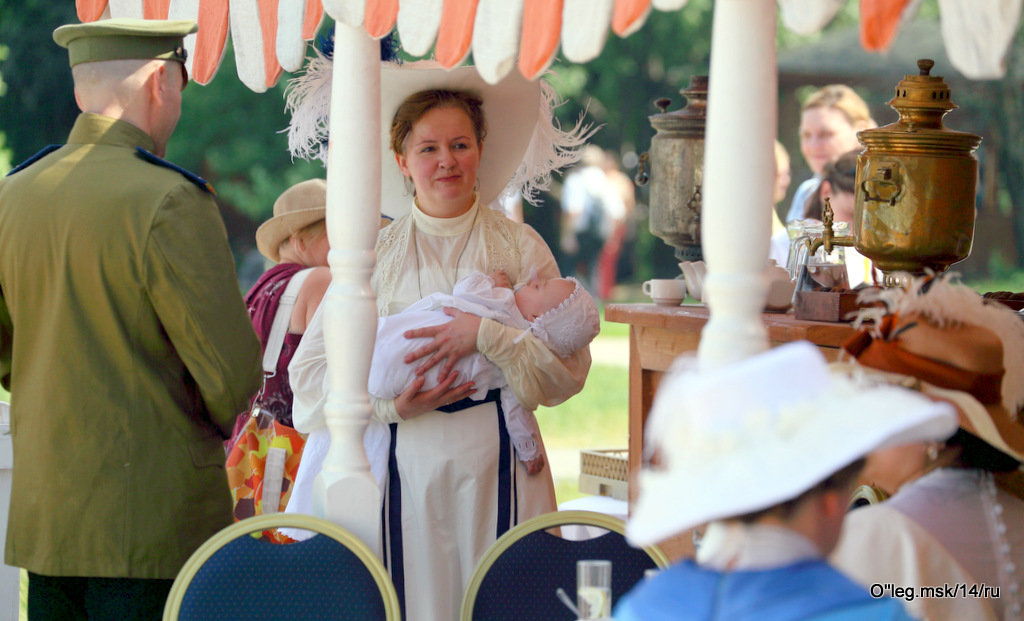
[0,2,80,161]
[0,43,11,174]
[169,37,325,223]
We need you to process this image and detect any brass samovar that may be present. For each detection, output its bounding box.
[854,59,982,285]
[636,76,708,261]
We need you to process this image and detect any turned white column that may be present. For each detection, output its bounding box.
[317,21,382,553]
[698,0,776,367]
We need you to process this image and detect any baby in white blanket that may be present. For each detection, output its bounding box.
[368,269,600,473]
[282,270,600,533]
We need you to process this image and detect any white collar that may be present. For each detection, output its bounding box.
[696,521,822,571]
[410,196,480,237]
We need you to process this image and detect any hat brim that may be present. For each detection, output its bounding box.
[255,207,326,263]
[380,62,541,219]
[834,362,1024,464]
[915,382,1024,464]
[626,364,958,548]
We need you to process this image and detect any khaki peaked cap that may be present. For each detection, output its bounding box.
[53,18,196,67]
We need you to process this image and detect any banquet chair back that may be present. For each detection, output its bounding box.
[460,510,669,620]
[163,513,400,620]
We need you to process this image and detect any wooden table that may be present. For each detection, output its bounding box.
[603,303,856,559]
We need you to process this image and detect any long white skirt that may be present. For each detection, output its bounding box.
[383,390,556,621]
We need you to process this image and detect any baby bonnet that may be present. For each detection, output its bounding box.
[531,277,600,357]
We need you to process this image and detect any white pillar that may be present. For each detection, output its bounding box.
[698,0,776,368]
[317,21,382,553]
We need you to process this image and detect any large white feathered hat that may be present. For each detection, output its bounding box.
[285,47,593,218]
[626,341,958,547]
[379,61,537,216]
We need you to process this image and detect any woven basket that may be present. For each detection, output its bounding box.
[579,449,628,500]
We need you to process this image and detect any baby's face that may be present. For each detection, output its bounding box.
[515,277,575,321]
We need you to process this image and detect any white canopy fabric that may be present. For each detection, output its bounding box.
[76,0,1024,87]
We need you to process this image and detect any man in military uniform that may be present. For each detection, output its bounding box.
[0,18,262,618]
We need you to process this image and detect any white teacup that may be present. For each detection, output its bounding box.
[643,278,686,306]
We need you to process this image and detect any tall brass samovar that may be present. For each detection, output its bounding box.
[636,76,708,261]
[854,59,982,285]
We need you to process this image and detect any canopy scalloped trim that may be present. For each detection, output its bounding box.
[75,0,1021,88]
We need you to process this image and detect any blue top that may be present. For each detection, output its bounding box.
[613,559,913,621]
[785,176,821,222]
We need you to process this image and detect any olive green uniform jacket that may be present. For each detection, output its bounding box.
[0,113,262,578]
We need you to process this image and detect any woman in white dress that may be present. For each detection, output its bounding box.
[287,62,592,621]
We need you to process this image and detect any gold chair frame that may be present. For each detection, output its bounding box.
[163,513,400,620]
[849,483,890,509]
[460,510,670,620]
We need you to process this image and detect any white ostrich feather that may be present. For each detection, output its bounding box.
[284,47,333,165]
[503,78,600,206]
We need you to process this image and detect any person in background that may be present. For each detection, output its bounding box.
[225,179,331,520]
[785,84,874,224]
[769,140,792,268]
[614,341,957,620]
[831,274,1024,621]
[245,179,332,429]
[0,19,261,618]
[560,145,624,294]
[596,150,635,301]
[802,149,874,287]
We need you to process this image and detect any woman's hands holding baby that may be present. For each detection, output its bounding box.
[394,371,476,420]
[394,307,484,418]
[489,270,511,289]
[403,307,482,376]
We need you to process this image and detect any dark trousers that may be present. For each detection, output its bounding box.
[27,572,174,621]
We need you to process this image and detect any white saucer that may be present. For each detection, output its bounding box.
[653,297,683,306]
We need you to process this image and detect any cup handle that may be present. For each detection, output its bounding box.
[642,281,651,296]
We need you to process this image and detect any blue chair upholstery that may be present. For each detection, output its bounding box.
[164,514,400,620]
[461,510,668,620]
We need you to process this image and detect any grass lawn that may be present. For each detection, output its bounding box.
[536,313,631,505]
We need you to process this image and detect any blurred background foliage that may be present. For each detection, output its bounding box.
[1,0,1021,288]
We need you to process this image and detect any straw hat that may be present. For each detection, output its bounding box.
[626,341,958,547]
[255,179,327,263]
[379,62,540,217]
[843,274,1024,463]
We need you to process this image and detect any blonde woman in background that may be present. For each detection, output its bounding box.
[785,84,874,223]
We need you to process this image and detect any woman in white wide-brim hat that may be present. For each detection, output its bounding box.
[285,58,592,620]
[830,274,1024,621]
[615,341,957,620]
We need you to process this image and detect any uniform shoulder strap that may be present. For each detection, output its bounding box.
[6,145,62,177]
[135,147,216,195]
